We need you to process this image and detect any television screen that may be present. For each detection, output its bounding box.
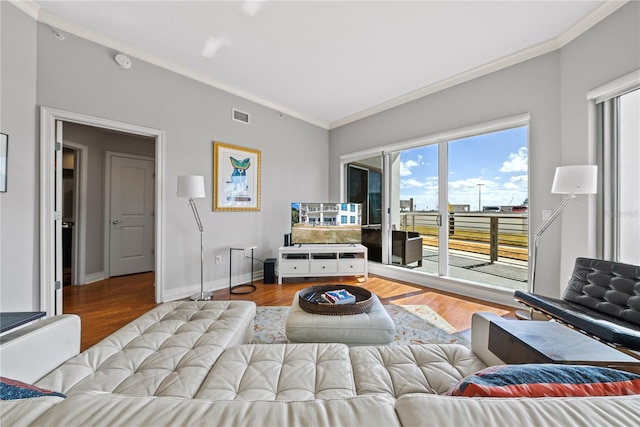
[291,202,362,245]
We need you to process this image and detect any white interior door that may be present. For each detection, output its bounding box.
[109,155,155,276]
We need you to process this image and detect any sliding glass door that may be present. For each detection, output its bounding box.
[345,119,529,292]
[444,127,528,287]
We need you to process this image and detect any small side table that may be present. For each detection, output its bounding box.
[488,319,640,373]
[229,247,257,295]
[0,312,46,333]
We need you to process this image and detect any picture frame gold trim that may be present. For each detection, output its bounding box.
[213,141,261,211]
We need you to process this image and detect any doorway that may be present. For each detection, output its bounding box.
[40,107,165,316]
[105,152,155,277]
[62,147,77,286]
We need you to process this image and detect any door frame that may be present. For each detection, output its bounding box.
[63,141,88,286]
[104,151,155,278]
[40,106,165,315]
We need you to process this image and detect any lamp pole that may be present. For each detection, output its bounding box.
[477,183,484,212]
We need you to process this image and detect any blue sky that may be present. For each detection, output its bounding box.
[399,126,528,211]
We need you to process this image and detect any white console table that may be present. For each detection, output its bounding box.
[277,244,368,284]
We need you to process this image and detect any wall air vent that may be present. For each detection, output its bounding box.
[232,109,250,124]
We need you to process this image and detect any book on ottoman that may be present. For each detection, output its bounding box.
[324,289,356,304]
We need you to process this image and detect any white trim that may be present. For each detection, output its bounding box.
[39,111,56,313]
[83,271,106,285]
[587,69,640,102]
[556,1,628,47]
[368,262,520,309]
[13,0,622,130]
[18,3,328,129]
[40,107,165,316]
[162,271,262,303]
[62,141,88,286]
[8,0,39,19]
[103,151,155,279]
[340,113,530,162]
[437,141,449,277]
[331,1,627,130]
[330,42,557,130]
[341,114,531,303]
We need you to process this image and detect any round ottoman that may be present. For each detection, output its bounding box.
[285,290,396,345]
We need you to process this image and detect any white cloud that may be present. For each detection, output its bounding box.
[500,147,528,173]
[503,174,528,190]
[399,156,423,176]
[400,178,425,188]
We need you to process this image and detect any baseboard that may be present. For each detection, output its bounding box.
[162,271,264,302]
[368,262,520,309]
[82,272,106,285]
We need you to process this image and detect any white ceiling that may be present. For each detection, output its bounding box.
[25,1,621,129]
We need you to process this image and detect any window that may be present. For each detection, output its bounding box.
[596,83,640,264]
[344,116,529,292]
[391,126,529,290]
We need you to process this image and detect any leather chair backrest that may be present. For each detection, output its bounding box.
[563,257,640,326]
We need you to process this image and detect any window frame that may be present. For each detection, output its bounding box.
[589,70,640,262]
[341,113,530,288]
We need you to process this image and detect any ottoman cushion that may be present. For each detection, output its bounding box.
[286,291,395,345]
[35,301,256,398]
[196,343,356,400]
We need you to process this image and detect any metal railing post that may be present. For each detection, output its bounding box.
[489,216,498,263]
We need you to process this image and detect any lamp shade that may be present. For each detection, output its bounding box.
[551,165,597,195]
[177,175,205,198]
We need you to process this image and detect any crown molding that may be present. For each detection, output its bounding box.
[556,0,627,47]
[328,38,560,130]
[329,0,627,129]
[11,0,329,129]
[10,0,625,131]
[8,0,40,19]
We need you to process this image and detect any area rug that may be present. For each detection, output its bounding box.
[251,304,469,347]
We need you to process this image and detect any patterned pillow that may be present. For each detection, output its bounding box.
[0,377,66,400]
[446,364,640,397]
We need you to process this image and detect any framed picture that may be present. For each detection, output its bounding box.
[213,141,261,211]
[0,133,7,192]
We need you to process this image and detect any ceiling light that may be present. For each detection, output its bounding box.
[201,36,231,59]
[114,53,132,69]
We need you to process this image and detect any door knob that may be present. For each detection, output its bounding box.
[112,220,119,224]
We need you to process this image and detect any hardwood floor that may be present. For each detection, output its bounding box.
[64,273,516,351]
[63,272,158,351]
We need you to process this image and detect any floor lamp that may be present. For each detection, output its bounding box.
[177,175,213,301]
[518,165,597,320]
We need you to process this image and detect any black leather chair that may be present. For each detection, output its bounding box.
[515,257,640,350]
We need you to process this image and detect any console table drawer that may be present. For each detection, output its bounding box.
[310,260,338,274]
[280,261,309,275]
[338,259,365,274]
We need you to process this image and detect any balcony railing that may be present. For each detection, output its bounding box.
[400,212,528,263]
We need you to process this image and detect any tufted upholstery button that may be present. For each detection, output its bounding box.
[35,301,256,398]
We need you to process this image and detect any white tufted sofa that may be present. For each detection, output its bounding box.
[2,302,639,427]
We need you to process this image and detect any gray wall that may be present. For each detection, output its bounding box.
[1,2,329,310]
[557,2,640,283]
[63,123,155,278]
[329,2,639,300]
[0,4,39,311]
